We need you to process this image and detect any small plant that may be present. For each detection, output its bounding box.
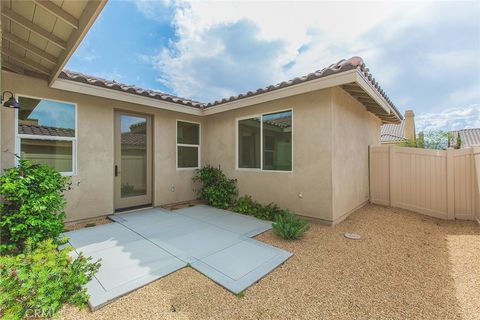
[0,160,71,253]
[231,195,285,221]
[193,165,237,209]
[0,239,100,319]
[272,212,309,240]
[235,291,245,298]
[231,195,259,215]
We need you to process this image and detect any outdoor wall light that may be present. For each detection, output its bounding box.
[2,91,19,109]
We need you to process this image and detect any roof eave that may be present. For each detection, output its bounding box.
[51,77,204,115]
[51,67,403,124]
[202,70,358,116]
[48,0,107,86]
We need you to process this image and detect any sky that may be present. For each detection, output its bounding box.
[66,0,480,131]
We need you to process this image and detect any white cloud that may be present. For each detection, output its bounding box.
[142,1,432,101]
[148,19,285,101]
[445,84,480,108]
[134,0,479,133]
[416,105,480,131]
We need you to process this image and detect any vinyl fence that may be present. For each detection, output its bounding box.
[369,145,479,221]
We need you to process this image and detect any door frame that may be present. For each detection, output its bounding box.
[113,110,153,211]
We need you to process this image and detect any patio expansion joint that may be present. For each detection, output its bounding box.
[113,214,249,267]
[67,207,293,307]
[110,219,189,263]
[174,208,272,238]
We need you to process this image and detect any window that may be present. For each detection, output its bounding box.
[177,120,200,169]
[237,110,292,171]
[16,96,76,175]
[238,117,261,168]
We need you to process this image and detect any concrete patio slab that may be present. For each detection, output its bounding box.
[191,238,292,294]
[175,205,272,237]
[64,223,186,310]
[174,205,232,222]
[65,206,292,310]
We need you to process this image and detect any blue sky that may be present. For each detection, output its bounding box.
[67,0,480,131]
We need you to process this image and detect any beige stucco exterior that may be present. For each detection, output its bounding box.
[331,87,382,223]
[1,71,204,222]
[203,89,334,221]
[1,70,382,223]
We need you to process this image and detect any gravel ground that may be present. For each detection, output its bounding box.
[60,204,480,320]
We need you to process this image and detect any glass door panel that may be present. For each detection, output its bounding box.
[114,112,152,210]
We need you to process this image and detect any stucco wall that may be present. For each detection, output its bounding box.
[203,89,334,221]
[1,71,385,223]
[1,71,203,222]
[331,87,381,222]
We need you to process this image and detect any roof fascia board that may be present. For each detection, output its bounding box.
[203,70,357,116]
[354,70,392,115]
[51,78,203,115]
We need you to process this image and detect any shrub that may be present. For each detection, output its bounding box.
[0,239,100,319]
[272,212,309,240]
[231,195,286,221]
[231,195,260,215]
[0,160,71,253]
[193,165,237,209]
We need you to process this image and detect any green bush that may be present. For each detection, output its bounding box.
[272,212,309,240]
[231,195,286,221]
[231,195,259,215]
[193,165,237,209]
[0,239,100,319]
[0,160,71,253]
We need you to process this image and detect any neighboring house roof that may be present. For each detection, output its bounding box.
[121,133,145,146]
[18,123,75,137]
[381,121,407,143]
[450,128,480,148]
[57,56,402,123]
[19,123,146,146]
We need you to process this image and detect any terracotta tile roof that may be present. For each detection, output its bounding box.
[59,70,204,108]
[450,128,480,148]
[121,133,145,146]
[205,57,401,119]
[59,56,402,122]
[381,121,406,143]
[18,123,75,137]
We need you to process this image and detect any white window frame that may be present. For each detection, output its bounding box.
[235,108,293,173]
[15,94,78,176]
[176,119,201,170]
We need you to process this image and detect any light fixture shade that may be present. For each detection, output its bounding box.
[3,96,19,109]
